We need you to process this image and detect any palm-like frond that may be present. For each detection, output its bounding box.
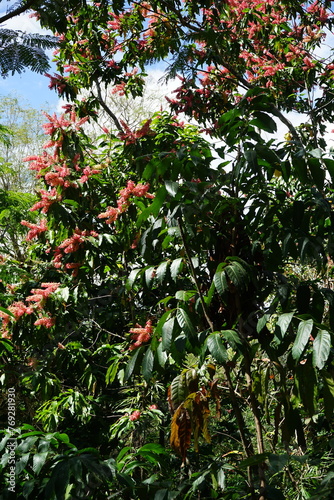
[0,28,58,77]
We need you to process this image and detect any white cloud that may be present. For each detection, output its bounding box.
[2,12,51,35]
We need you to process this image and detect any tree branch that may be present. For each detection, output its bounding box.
[177,216,214,333]
[93,80,124,133]
[0,0,37,25]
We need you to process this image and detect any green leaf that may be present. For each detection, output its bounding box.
[309,148,322,159]
[54,433,70,444]
[138,443,167,454]
[170,258,183,281]
[124,346,144,381]
[106,359,120,385]
[156,342,168,368]
[276,312,294,338]
[313,330,331,370]
[250,112,277,133]
[239,453,268,468]
[145,266,156,288]
[221,330,243,350]
[213,264,228,295]
[162,317,175,352]
[216,468,225,490]
[268,454,289,473]
[292,319,313,360]
[308,157,325,190]
[33,451,48,475]
[257,314,270,333]
[175,290,196,301]
[155,261,168,283]
[154,309,177,336]
[165,180,179,197]
[154,489,168,500]
[116,446,132,463]
[207,333,228,364]
[16,452,30,474]
[176,308,196,337]
[127,268,142,289]
[0,306,15,318]
[137,186,167,224]
[225,260,249,290]
[292,156,308,184]
[323,158,334,182]
[142,348,154,381]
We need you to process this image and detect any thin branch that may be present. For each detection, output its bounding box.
[177,216,214,333]
[0,0,37,24]
[93,80,124,133]
[270,105,303,147]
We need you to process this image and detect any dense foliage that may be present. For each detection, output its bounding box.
[1,1,334,499]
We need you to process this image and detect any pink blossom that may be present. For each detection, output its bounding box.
[34,316,56,328]
[129,320,153,350]
[129,410,141,421]
[303,56,316,70]
[29,189,62,214]
[21,219,48,240]
[111,83,126,95]
[44,73,67,95]
[98,207,119,224]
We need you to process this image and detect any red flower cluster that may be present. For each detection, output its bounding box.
[29,188,62,214]
[98,180,154,224]
[45,72,68,95]
[129,410,141,421]
[21,219,48,240]
[0,283,59,338]
[52,229,99,275]
[128,320,153,350]
[118,118,154,145]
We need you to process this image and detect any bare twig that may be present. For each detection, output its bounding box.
[93,80,124,133]
[0,0,36,24]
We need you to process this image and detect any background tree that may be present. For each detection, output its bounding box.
[0,95,47,191]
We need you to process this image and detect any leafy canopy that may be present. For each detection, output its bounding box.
[1,1,334,499]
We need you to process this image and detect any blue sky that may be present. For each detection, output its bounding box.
[0,5,59,112]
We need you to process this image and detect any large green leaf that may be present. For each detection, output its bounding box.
[33,451,48,475]
[124,346,144,381]
[170,257,183,281]
[162,317,176,352]
[250,111,277,133]
[225,258,251,290]
[156,342,168,368]
[207,333,228,364]
[126,268,142,289]
[176,308,196,338]
[0,306,14,318]
[213,263,228,295]
[175,290,196,301]
[165,180,179,197]
[276,312,294,338]
[292,319,313,360]
[142,348,154,381]
[313,330,331,370]
[155,261,169,284]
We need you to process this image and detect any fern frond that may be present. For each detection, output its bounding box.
[0,28,58,76]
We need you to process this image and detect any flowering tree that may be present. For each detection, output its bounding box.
[1,1,334,499]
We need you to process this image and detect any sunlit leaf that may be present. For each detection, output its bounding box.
[292,319,313,360]
[313,330,331,370]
